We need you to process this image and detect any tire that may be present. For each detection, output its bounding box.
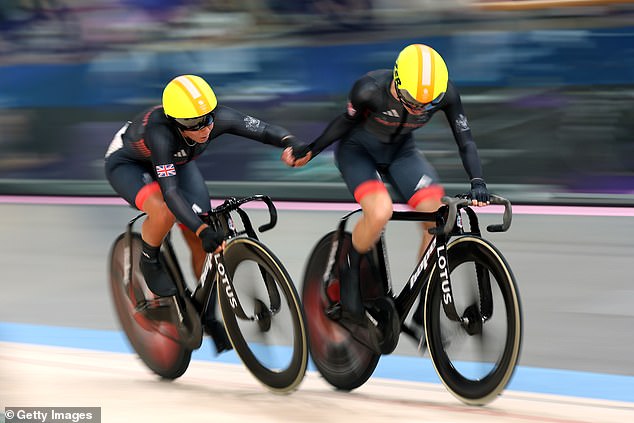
[109,232,192,379]
[301,231,380,391]
[218,237,308,393]
[424,236,522,405]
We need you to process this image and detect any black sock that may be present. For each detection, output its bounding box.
[141,240,160,261]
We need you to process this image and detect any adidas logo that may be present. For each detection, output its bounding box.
[174,149,187,158]
[382,109,400,118]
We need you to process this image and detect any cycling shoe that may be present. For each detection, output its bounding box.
[139,254,177,297]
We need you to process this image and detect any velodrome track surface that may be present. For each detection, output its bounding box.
[1,196,634,422]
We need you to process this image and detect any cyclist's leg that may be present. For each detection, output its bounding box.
[335,137,391,320]
[387,139,444,325]
[105,155,177,297]
[137,186,179,296]
[337,136,393,253]
[138,185,176,246]
[174,162,231,353]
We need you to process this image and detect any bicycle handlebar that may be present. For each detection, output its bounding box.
[429,194,512,235]
[212,195,278,233]
[486,194,512,233]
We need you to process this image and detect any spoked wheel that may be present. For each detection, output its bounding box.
[219,238,309,393]
[425,236,522,405]
[108,232,192,379]
[301,231,381,391]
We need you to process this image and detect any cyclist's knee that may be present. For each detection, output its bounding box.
[365,200,393,228]
[151,203,176,228]
[138,188,175,227]
[356,182,393,228]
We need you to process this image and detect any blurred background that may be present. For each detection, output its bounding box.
[1,0,633,205]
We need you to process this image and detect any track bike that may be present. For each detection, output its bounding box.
[109,195,309,393]
[302,194,522,405]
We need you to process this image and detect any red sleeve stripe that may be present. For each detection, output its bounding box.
[353,180,388,203]
[407,184,445,208]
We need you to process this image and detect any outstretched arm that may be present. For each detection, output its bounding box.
[442,82,489,206]
[213,105,312,166]
[284,74,379,166]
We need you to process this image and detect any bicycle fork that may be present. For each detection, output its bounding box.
[207,251,280,326]
[436,239,492,336]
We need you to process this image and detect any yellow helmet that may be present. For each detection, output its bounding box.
[162,75,217,125]
[393,44,448,107]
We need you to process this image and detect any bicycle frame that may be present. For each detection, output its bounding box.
[122,195,280,340]
[324,195,512,329]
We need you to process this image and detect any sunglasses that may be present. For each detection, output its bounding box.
[173,112,215,131]
[396,88,445,112]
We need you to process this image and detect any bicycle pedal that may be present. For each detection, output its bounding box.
[325,302,342,320]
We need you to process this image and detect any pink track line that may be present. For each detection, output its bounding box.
[1,195,634,217]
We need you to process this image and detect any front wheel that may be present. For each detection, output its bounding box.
[425,236,522,405]
[108,232,192,379]
[218,237,309,393]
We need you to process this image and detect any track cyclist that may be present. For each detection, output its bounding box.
[283,44,490,326]
[105,74,307,353]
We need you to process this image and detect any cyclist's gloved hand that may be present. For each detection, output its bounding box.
[281,136,313,167]
[199,227,225,253]
[290,142,312,160]
[470,178,490,205]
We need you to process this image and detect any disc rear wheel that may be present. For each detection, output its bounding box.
[109,232,192,379]
[301,231,381,391]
